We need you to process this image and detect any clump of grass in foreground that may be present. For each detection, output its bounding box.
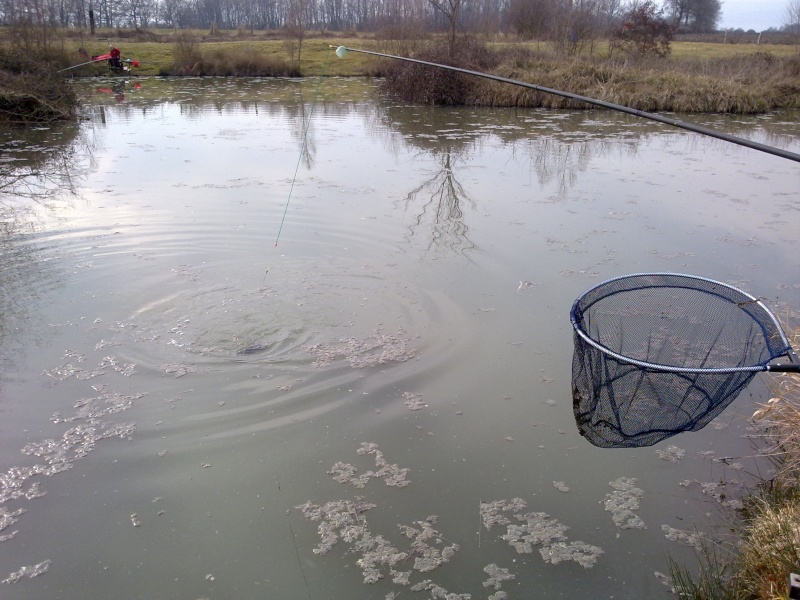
[670,324,800,600]
[738,488,800,598]
[668,540,746,600]
[752,326,800,485]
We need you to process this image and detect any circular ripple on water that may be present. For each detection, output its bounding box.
[40,218,473,437]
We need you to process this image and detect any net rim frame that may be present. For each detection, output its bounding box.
[570,272,792,375]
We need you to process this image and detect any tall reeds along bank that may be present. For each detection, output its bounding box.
[670,325,800,600]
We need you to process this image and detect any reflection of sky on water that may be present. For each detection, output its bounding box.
[0,77,798,599]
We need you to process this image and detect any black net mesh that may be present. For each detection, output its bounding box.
[571,273,791,448]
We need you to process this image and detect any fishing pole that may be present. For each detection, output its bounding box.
[332,45,800,164]
[58,57,109,72]
[59,57,140,73]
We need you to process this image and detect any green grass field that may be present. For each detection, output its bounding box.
[58,33,380,76]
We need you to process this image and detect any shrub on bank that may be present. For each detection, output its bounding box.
[0,49,78,123]
[381,36,499,105]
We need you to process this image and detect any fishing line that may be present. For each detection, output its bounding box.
[332,45,800,164]
[274,45,332,248]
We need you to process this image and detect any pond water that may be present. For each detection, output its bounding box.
[1,77,799,599]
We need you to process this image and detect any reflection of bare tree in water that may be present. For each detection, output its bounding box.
[0,124,88,365]
[525,138,595,201]
[0,124,88,229]
[288,99,316,170]
[403,148,476,256]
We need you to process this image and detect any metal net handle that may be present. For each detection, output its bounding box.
[570,272,798,374]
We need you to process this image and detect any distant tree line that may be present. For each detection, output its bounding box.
[5,0,784,39]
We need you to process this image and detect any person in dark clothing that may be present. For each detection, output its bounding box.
[109,45,122,70]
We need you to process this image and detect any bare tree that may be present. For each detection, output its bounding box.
[427,0,466,57]
[786,0,800,50]
[120,0,154,26]
[663,0,690,26]
[665,0,720,32]
[506,0,554,39]
[284,0,306,66]
[158,0,185,27]
[690,0,720,32]
[548,0,610,55]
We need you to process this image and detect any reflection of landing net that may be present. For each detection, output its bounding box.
[570,273,792,448]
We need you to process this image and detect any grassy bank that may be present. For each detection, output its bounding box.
[110,34,800,113]
[54,34,380,77]
[670,325,800,599]
[469,51,800,113]
[3,28,799,114]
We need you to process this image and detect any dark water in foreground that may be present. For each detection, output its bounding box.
[0,77,798,599]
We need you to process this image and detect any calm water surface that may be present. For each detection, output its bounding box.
[1,77,799,599]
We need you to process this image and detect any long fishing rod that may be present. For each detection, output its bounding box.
[59,57,140,73]
[58,57,108,73]
[332,45,800,164]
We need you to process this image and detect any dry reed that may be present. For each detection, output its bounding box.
[671,325,800,600]
[752,324,800,484]
[471,52,800,113]
[737,494,800,599]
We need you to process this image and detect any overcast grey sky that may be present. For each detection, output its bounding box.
[718,0,788,31]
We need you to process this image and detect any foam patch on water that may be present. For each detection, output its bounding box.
[483,563,515,590]
[355,442,411,488]
[656,445,685,463]
[161,362,197,377]
[679,479,745,510]
[299,446,606,597]
[661,525,703,549]
[41,354,137,382]
[402,392,427,411]
[1,376,140,580]
[0,507,25,542]
[480,499,603,568]
[603,477,646,530]
[2,559,51,584]
[306,328,417,368]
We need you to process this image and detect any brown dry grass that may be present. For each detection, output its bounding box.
[468,49,800,113]
[671,329,800,600]
[752,325,800,484]
[737,493,800,599]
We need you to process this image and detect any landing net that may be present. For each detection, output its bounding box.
[570,273,795,448]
